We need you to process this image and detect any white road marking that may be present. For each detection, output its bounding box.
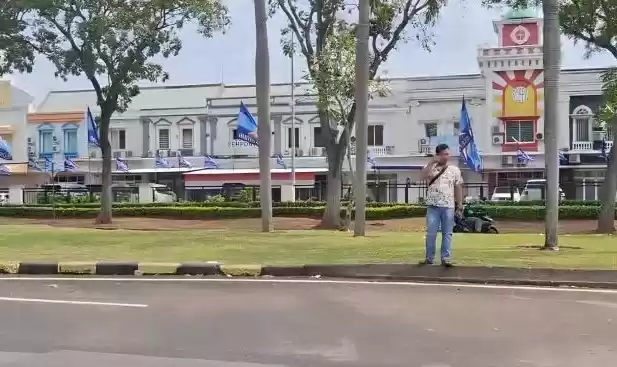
[1,276,617,294]
[0,296,147,308]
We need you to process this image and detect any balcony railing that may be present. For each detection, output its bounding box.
[571,141,613,151]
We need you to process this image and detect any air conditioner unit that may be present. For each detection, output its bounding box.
[310,147,325,156]
[113,151,122,158]
[168,150,178,157]
[419,138,428,145]
[492,125,501,134]
[386,145,395,154]
[125,150,133,158]
[492,133,505,145]
[147,150,155,158]
[296,149,304,157]
[158,149,169,157]
[501,155,515,166]
[569,154,580,164]
[89,151,98,159]
[52,146,60,152]
[27,137,35,146]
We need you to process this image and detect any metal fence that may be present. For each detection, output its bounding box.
[22,187,139,205]
[7,180,611,205]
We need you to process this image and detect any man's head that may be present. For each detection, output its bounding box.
[435,144,450,164]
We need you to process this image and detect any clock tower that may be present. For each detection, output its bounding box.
[478,8,544,156]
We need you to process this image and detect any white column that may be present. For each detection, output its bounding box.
[8,185,24,205]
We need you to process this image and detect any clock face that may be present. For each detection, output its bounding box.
[510,25,531,45]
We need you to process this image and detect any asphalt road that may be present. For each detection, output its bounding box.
[0,278,615,366]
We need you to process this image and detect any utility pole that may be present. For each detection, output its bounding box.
[290,32,296,202]
[254,0,272,232]
[543,0,560,250]
[353,0,370,236]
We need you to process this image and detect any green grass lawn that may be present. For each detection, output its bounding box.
[0,225,615,269]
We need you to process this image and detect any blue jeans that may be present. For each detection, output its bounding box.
[425,206,454,262]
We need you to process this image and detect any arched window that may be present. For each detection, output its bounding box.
[571,105,593,143]
[62,123,79,157]
[37,124,55,157]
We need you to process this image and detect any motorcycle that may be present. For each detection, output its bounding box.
[453,203,499,234]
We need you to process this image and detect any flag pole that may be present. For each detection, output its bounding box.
[290,32,296,202]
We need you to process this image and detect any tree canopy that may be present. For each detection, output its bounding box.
[0,0,229,112]
[270,0,447,227]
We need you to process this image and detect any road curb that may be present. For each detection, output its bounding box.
[1,262,617,289]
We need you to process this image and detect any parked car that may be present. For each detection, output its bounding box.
[520,179,566,202]
[490,186,521,202]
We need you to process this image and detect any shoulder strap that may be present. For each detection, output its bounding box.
[428,165,448,187]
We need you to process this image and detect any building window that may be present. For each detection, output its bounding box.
[158,128,170,150]
[313,126,327,148]
[63,129,78,153]
[453,122,460,136]
[39,130,53,153]
[111,129,126,150]
[181,128,193,149]
[287,127,300,148]
[505,120,535,143]
[424,122,438,137]
[368,124,384,146]
[572,105,593,142]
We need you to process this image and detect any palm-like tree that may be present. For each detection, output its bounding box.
[254,0,273,232]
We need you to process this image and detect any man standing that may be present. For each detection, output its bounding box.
[419,144,464,267]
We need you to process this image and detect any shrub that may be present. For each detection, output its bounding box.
[0,204,611,220]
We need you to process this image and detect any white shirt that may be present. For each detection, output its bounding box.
[424,165,463,208]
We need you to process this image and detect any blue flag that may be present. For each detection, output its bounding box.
[600,137,610,162]
[64,158,79,172]
[44,157,54,172]
[86,107,100,148]
[367,152,376,169]
[178,155,192,169]
[513,139,533,164]
[204,156,219,169]
[275,153,287,169]
[28,157,42,171]
[116,157,129,172]
[458,99,482,172]
[0,164,11,176]
[155,155,170,168]
[236,102,259,146]
[0,136,13,161]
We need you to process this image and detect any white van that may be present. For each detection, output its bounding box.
[520,179,566,202]
[490,186,521,202]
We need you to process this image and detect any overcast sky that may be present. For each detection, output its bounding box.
[6,0,616,105]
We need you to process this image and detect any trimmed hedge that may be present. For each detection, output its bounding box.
[0,205,610,220]
[9,199,609,209]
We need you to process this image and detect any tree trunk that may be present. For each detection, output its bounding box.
[254,0,272,232]
[95,111,113,224]
[542,0,561,250]
[323,166,343,228]
[597,123,617,233]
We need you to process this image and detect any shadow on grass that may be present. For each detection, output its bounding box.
[515,245,583,250]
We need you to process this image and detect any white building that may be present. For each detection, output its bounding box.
[29,8,612,202]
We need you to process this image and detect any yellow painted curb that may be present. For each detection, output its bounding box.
[220,264,263,277]
[137,263,180,275]
[0,262,19,274]
[58,262,96,275]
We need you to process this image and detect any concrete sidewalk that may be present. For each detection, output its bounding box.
[2,261,617,288]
